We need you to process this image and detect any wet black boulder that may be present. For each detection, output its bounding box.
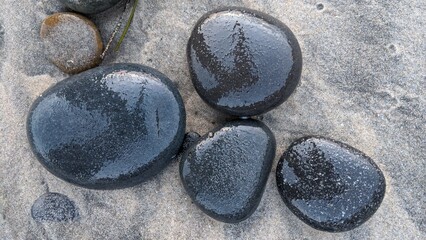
[180,120,276,223]
[27,63,186,189]
[187,7,302,117]
[276,137,386,232]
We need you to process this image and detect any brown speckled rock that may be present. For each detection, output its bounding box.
[40,13,103,74]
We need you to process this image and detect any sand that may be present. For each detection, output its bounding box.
[0,0,425,239]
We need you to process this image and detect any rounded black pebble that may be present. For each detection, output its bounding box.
[276,137,386,232]
[187,7,302,117]
[27,63,186,189]
[58,0,122,14]
[31,192,79,222]
[179,132,201,153]
[180,120,276,223]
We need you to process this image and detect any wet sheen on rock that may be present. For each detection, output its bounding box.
[27,63,186,189]
[187,7,302,117]
[276,137,386,232]
[180,119,276,223]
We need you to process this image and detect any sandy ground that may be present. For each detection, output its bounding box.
[0,0,425,239]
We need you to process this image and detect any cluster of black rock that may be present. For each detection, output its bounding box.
[29,2,386,233]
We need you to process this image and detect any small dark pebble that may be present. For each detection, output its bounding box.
[180,132,201,153]
[187,7,302,116]
[31,192,79,222]
[276,137,386,232]
[27,63,186,189]
[180,120,276,223]
[58,0,122,14]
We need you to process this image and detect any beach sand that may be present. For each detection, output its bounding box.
[0,0,424,239]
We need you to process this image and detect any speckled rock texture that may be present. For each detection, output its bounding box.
[0,0,424,239]
[276,136,386,232]
[180,120,276,223]
[40,12,103,74]
[27,63,186,189]
[58,0,123,14]
[31,192,79,222]
[188,7,302,117]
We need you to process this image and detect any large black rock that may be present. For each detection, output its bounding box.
[187,7,302,117]
[27,63,186,189]
[180,120,276,223]
[276,137,386,232]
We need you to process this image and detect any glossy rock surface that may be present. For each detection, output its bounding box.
[27,63,186,189]
[40,13,103,74]
[187,7,302,116]
[180,120,276,223]
[276,137,386,232]
[31,192,79,222]
[58,0,122,14]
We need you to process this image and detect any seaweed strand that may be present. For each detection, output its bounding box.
[115,0,139,52]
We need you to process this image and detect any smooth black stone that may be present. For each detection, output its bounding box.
[27,63,186,189]
[276,137,386,232]
[180,120,276,223]
[58,0,122,14]
[179,131,201,153]
[187,7,302,117]
[31,192,79,222]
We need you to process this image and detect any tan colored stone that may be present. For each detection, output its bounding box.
[40,13,103,74]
